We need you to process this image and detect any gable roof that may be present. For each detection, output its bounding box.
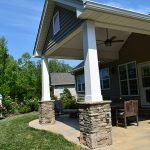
[50,73,75,86]
[33,0,83,57]
[33,0,150,57]
[72,61,84,73]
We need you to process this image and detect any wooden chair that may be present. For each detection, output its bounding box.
[116,100,138,128]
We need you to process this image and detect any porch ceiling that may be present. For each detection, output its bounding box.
[45,27,131,61]
[78,1,150,35]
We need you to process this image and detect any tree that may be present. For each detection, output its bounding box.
[16,52,39,101]
[61,88,77,109]
[0,37,9,99]
[48,59,72,73]
[0,36,73,113]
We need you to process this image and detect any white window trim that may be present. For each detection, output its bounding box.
[118,61,139,97]
[76,75,85,92]
[53,11,60,35]
[100,68,110,90]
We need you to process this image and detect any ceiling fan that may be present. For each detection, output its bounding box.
[97,28,124,47]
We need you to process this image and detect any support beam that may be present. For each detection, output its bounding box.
[83,20,103,102]
[41,57,51,101]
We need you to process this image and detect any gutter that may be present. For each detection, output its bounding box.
[83,0,150,22]
[71,66,84,74]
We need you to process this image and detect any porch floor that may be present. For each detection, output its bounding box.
[29,115,150,150]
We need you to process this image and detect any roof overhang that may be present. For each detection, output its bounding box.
[33,0,150,58]
[33,0,83,57]
[77,1,150,35]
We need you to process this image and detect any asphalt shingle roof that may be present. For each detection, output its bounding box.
[50,73,75,86]
[72,61,84,72]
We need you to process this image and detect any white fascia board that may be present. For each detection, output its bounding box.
[84,1,150,22]
[33,0,49,54]
[32,50,42,58]
[71,66,84,73]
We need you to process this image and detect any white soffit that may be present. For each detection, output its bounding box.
[77,1,150,35]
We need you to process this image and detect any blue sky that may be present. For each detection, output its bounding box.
[0,0,150,67]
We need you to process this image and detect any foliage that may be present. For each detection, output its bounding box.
[61,88,77,109]
[0,37,9,99]
[3,96,39,114]
[48,59,72,73]
[0,36,73,114]
[0,113,84,150]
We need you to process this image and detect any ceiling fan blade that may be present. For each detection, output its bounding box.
[111,40,124,43]
[96,40,105,42]
[97,42,105,46]
[109,36,117,41]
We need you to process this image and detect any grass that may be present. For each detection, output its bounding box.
[0,112,84,150]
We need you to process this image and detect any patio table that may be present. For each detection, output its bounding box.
[111,103,124,126]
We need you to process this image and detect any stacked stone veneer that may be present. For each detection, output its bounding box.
[78,101,112,149]
[39,101,55,124]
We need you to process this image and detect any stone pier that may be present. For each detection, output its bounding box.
[78,101,112,149]
[39,101,55,124]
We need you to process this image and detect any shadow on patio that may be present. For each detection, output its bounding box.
[29,114,150,150]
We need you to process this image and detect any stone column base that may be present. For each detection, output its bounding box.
[39,100,55,124]
[78,101,112,149]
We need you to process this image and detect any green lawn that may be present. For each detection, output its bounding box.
[0,112,84,150]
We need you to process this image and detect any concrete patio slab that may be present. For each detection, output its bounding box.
[29,115,150,150]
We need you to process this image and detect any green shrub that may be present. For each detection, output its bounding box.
[19,105,31,114]
[25,98,39,112]
[9,102,20,114]
[3,96,39,114]
[61,88,77,109]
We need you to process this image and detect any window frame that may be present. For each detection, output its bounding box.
[53,11,60,35]
[100,68,110,90]
[118,61,139,96]
[76,74,85,92]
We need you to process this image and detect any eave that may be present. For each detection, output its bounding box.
[77,1,150,35]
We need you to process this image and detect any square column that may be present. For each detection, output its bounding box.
[78,21,112,149]
[83,20,103,102]
[39,57,55,124]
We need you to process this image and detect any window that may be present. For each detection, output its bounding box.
[53,11,60,35]
[119,62,138,96]
[76,74,85,92]
[100,68,110,90]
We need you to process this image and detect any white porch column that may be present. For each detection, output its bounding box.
[41,57,51,101]
[39,57,55,124]
[83,20,103,102]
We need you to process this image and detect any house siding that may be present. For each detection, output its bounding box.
[43,5,84,54]
[74,33,150,104]
[53,85,77,99]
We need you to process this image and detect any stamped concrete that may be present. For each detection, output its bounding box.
[29,115,150,150]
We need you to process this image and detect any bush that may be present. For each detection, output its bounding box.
[19,105,31,114]
[25,98,39,112]
[3,96,39,114]
[3,96,19,114]
[61,88,77,109]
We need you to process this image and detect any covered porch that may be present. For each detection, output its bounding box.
[34,1,150,149]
